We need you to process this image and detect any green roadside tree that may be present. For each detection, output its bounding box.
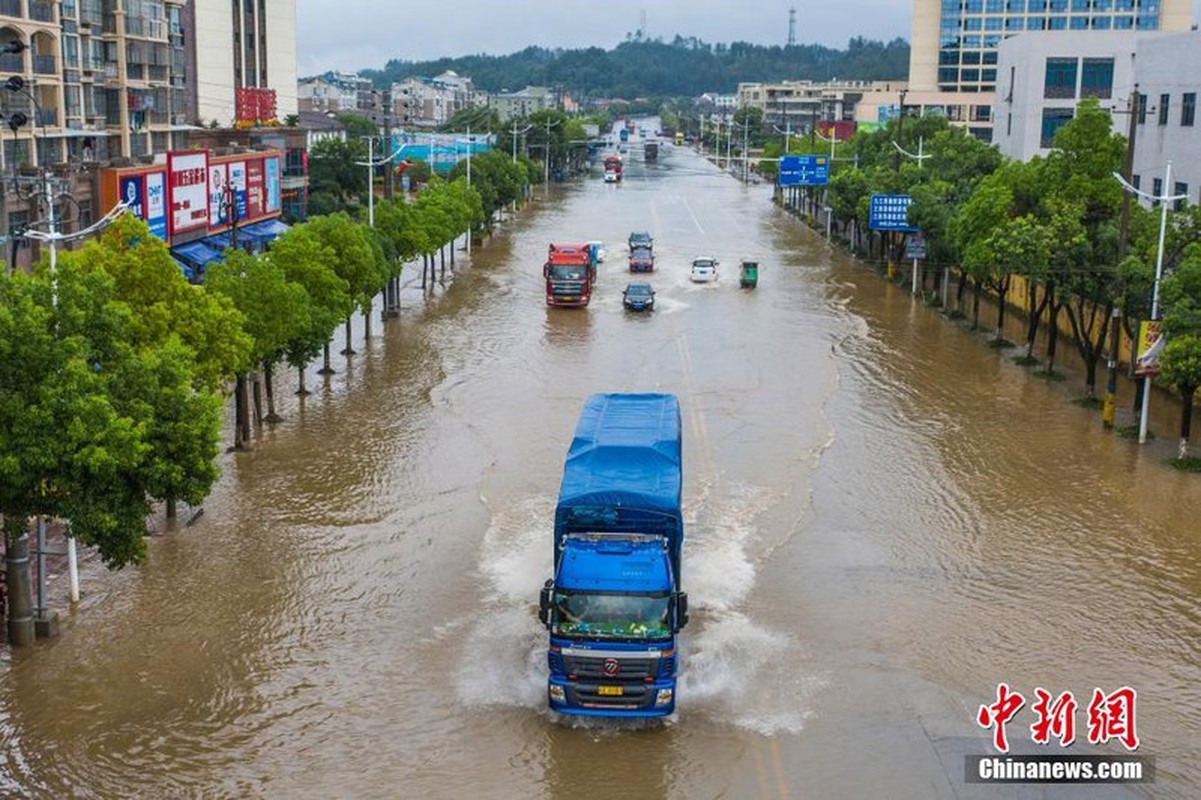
[306,212,384,357]
[206,248,312,446]
[266,224,350,395]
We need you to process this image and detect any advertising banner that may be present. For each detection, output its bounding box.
[264,157,280,213]
[168,151,209,234]
[1134,320,1164,377]
[145,171,167,239]
[208,162,229,228]
[229,161,247,221]
[246,159,264,219]
[119,175,144,221]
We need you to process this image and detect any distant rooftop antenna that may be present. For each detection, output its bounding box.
[788,7,797,47]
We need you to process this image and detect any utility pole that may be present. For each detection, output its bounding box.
[894,89,908,172]
[363,135,375,227]
[1104,86,1141,428]
[383,87,393,200]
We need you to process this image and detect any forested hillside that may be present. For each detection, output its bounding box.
[359,36,909,97]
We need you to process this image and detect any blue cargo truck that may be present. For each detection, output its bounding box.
[539,393,689,717]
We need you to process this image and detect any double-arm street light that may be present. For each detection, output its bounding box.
[1112,161,1188,445]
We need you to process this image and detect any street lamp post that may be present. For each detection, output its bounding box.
[1112,161,1188,444]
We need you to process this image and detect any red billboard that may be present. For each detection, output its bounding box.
[167,150,210,234]
[236,87,279,124]
[246,159,264,219]
[816,120,857,142]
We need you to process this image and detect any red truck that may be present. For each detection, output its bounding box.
[545,243,597,307]
[604,155,623,183]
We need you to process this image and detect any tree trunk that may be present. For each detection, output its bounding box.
[1046,301,1061,374]
[421,254,428,290]
[251,371,264,426]
[972,281,981,331]
[341,317,355,356]
[320,341,334,375]
[265,361,282,421]
[995,278,1009,342]
[1179,387,1195,460]
[296,365,309,396]
[956,270,968,315]
[234,374,250,450]
[1024,281,1041,360]
[363,299,372,340]
[166,496,177,519]
[440,246,446,280]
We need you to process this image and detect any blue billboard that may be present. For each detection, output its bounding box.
[869,193,918,232]
[778,155,829,186]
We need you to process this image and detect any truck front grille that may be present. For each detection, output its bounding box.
[565,655,657,680]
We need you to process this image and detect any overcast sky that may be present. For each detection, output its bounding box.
[295,0,914,76]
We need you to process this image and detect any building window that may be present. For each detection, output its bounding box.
[1174,182,1188,212]
[1041,107,1075,147]
[962,51,981,65]
[1007,112,1013,136]
[1044,57,1078,99]
[1070,0,1089,9]
[1152,177,1162,206]
[938,67,959,84]
[1132,174,1140,191]
[1113,15,1134,28]
[1158,93,1170,125]
[1027,0,1047,8]
[1048,16,1067,29]
[1137,92,1147,124]
[1182,92,1195,127]
[962,68,981,82]
[1080,58,1114,99]
[1070,16,1089,29]
[1091,15,1112,29]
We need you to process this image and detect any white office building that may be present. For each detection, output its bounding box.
[993,30,1201,206]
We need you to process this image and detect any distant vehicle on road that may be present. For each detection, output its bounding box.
[628,246,655,273]
[690,257,718,283]
[622,282,655,311]
[628,231,654,251]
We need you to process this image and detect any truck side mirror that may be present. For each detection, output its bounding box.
[676,591,689,629]
[539,580,553,629]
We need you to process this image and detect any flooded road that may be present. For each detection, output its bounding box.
[2,140,1199,799]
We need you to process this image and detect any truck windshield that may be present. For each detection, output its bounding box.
[549,264,588,280]
[553,591,670,639]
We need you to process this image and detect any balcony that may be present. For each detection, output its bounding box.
[0,52,22,72]
[33,54,56,74]
[36,107,57,126]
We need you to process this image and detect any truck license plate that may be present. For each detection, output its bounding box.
[597,686,623,696]
[562,296,576,301]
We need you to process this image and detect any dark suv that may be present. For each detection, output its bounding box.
[622,282,656,311]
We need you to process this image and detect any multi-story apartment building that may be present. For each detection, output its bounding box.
[737,80,908,130]
[0,0,187,166]
[186,0,297,128]
[908,0,1192,138]
[394,72,479,127]
[297,75,350,113]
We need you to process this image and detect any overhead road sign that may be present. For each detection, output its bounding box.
[778,155,829,186]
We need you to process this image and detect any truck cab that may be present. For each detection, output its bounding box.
[539,393,689,717]
[545,243,596,307]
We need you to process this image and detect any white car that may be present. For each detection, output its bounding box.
[587,240,607,262]
[690,257,719,283]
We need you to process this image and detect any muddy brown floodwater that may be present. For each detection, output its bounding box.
[2,136,1198,799]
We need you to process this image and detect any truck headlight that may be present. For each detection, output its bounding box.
[549,684,566,704]
[654,688,673,707]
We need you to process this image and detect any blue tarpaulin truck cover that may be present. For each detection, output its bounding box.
[554,393,683,579]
